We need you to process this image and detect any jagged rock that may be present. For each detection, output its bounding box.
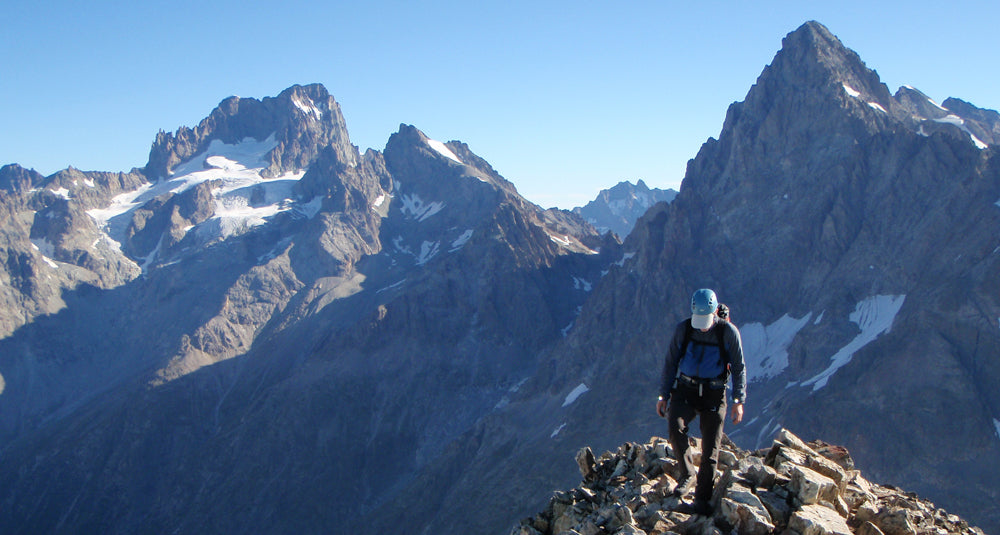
[512,429,983,535]
[873,508,918,535]
[718,483,774,535]
[790,504,852,535]
[790,464,839,506]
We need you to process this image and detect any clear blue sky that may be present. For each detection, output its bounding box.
[3,0,997,209]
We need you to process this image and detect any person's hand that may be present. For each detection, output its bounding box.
[656,399,668,418]
[731,403,744,424]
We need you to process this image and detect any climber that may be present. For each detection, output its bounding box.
[656,288,747,516]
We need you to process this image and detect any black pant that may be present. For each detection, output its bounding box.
[668,382,727,504]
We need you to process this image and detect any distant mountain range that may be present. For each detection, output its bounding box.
[0,20,997,535]
[572,180,677,238]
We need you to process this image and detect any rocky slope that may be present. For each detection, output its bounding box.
[512,429,984,535]
[572,180,678,238]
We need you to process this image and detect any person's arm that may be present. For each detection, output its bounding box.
[726,323,747,423]
[657,322,685,417]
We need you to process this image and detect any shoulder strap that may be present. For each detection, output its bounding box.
[716,321,728,362]
[680,320,694,358]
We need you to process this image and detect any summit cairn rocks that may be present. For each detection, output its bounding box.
[510,429,983,535]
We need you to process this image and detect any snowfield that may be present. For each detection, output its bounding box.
[85,135,316,266]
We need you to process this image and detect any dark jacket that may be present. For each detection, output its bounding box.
[659,317,747,404]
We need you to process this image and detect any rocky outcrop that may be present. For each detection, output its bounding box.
[512,429,983,535]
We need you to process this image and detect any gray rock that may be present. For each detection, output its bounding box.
[790,464,839,506]
[789,504,852,535]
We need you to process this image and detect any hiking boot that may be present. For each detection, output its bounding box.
[671,475,695,497]
[676,499,713,516]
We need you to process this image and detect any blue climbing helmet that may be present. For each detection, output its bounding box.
[690,289,718,330]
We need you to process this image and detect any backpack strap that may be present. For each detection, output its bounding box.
[680,320,694,358]
[716,320,730,373]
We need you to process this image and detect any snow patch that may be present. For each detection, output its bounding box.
[83,178,95,188]
[372,194,386,209]
[868,102,887,113]
[561,321,575,338]
[741,313,812,381]
[934,115,989,149]
[30,238,55,257]
[297,196,324,219]
[562,383,589,407]
[400,193,445,221]
[450,229,474,251]
[550,234,571,247]
[573,277,593,292]
[416,241,440,265]
[842,84,861,98]
[291,94,323,121]
[87,135,312,252]
[50,187,71,199]
[377,279,407,294]
[614,252,635,267]
[551,423,567,438]
[994,419,1000,441]
[426,138,462,164]
[926,95,949,112]
[139,235,165,272]
[802,295,906,391]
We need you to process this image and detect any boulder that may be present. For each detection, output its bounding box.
[790,464,839,506]
[789,504,853,535]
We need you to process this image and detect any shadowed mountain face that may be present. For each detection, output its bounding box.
[1,21,998,535]
[0,83,618,533]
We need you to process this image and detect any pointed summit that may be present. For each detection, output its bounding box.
[686,21,900,196]
[748,21,894,114]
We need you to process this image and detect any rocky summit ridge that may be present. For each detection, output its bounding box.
[512,428,984,535]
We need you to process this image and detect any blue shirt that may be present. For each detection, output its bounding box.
[659,316,747,403]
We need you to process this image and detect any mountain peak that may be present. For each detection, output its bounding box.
[572,180,676,238]
[144,83,355,180]
[787,20,840,48]
[767,20,888,101]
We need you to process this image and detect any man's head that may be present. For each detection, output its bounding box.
[690,288,717,331]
